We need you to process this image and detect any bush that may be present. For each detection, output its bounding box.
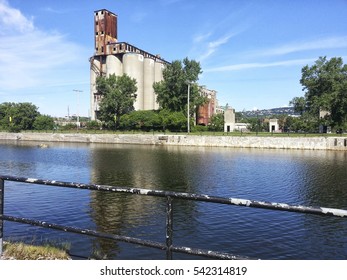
[86,120,101,130]
[192,125,208,133]
[60,123,77,130]
[33,115,55,130]
[119,110,161,131]
[8,126,21,133]
[159,109,187,132]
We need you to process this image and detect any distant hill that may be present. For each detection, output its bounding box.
[239,107,299,118]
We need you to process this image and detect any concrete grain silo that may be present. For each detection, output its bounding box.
[106,55,123,77]
[90,57,101,115]
[90,9,170,120]
[154,61,165,109]
[123,53,144,111]
[143,57,155,110]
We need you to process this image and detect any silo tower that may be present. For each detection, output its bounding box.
[94,9,118,55]
[90,9,169,120]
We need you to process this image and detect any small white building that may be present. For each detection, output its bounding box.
[269,119,279,132]
[224,108,235,132]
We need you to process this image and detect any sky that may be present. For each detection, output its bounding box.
[0,0,347,117]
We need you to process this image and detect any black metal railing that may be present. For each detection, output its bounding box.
[1,175,347,260]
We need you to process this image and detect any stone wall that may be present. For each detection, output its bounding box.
[0,132,347,150]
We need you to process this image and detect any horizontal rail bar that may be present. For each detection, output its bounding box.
[1,175,347,218]
[0,214,248,260]
[171,246,252,260]
[1,215,165,250]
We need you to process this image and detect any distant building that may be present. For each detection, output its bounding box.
[269,119,279,132]
[319,108,331,133]
[90,9,219,125]
[215,106,225,115]
[196,87,217,126]
[224,107,235,132]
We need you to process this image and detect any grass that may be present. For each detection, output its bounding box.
[1,241,71,260]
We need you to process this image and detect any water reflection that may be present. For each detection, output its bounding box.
[1,141,346,259]
[89,145,204,259]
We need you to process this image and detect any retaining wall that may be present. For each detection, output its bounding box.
[1,132,347,151]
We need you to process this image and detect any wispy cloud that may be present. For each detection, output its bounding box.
[248,36,347,57]
[0,1,87,91]
[190,5,250,63]
[205,58,316,73]
[193,32,212,44]
[0,0,34,33]
[39,6,70,14]
[197,33,236,62]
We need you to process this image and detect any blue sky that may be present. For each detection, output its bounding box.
[1,0,346,117]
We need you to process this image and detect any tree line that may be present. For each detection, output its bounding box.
[289,56,347,133]
[1,56,345,133]
[96,56,347,133]
[0,102,55,132]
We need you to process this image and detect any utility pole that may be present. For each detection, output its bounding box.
[73,89,83,128]
[187,82,190,134]
[186,81,194,134]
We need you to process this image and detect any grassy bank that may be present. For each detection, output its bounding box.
[1,242,70,260]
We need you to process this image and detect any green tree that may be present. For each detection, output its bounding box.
[33,115,55,130]
[0,102,40,132]
[300,56,347,127]
[153,58,206,114]
[245,117,267,132]
[96,74,137,130]
[289,97,307,116]
[208,113,224,131]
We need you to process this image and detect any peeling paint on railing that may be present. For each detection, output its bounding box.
[1,175,347,259]
[2,175,347,217]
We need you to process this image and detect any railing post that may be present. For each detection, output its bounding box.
[0,178,4,255]
[166,196,173,260]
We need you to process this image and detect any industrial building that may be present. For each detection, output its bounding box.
[90,9,169,120]
[197,87,217,126]
[90,9,219,126]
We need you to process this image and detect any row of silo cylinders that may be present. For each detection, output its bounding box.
[105,53,164,111]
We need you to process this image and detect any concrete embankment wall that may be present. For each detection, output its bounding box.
[1,132,347,151]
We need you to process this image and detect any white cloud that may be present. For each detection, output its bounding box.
[0,1,87,91]
[205,58,316,73]
[39,7,67,14]
[193,32,212,44]
[0,0,34,33]
[196,33,236,62]
[248,36,347,57]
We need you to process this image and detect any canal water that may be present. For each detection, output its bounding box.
[0,140,346,260]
